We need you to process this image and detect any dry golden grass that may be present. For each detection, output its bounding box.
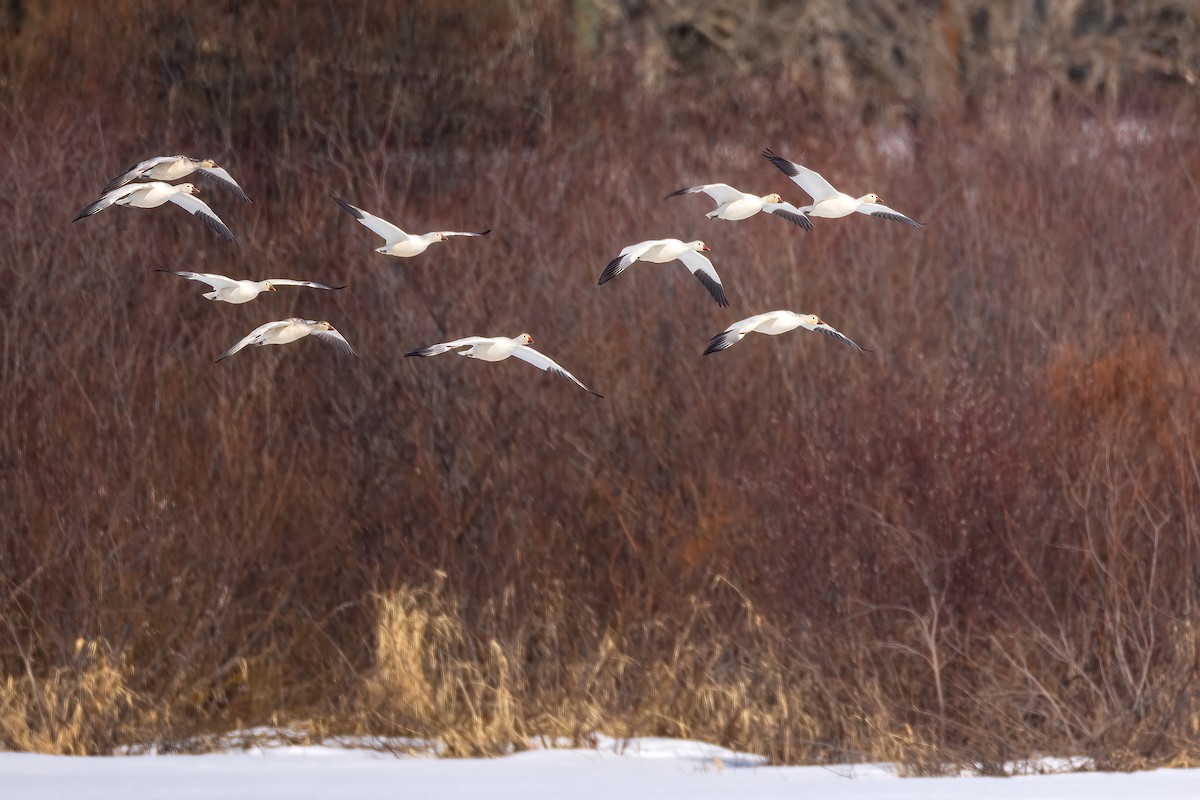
[363,576,833,760]
[363,580,524,756]
[0,639,148,755]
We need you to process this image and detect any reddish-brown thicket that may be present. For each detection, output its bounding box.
[1,2,1199,769]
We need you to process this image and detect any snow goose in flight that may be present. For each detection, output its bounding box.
[598,239,727,307]
[103,156,250,202]
[154,269,346,304]
[761,148,924,228]
[73,182,236,241]
[216,319,356,362]
[666,183,812,230]
[334,197,490,258]
[704,311,866,355]
[406,333,602,397]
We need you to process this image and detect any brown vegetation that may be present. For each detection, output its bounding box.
[2,1,1200,771]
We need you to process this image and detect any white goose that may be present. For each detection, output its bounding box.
[216,319,356,362]
[598,239,727,307]
[667,183,812,230]
[103,155,250,202]
[155,269,346,304]
[762,148,923,228]
[73,182,236,241]
[334,197,490,258]
[704,311,867,355]
[406,333,601,397]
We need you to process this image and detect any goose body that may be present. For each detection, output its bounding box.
[406,333,601,396]
[155,269,345,304]
[73,182,236,241]
[762,149,923,227]
[104,155,250,202]
[704,311,866,355]
[598,238,727,307]
[334,197,489,258]
[667,183,812,229]
[216,318,355,362]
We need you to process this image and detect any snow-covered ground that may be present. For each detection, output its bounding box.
[3,737,1198,799]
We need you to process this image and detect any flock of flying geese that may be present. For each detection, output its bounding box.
[72,150,923,396]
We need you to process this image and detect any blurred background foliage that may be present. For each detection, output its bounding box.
[1,0,1200,770]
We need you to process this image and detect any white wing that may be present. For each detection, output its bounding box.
[702,312,777,354]
[216,320,289,362]
[405,337,489,357]
[666,183,746,204]
[154,269,239,290]
[198,165,251,203]
[598,240,658,284]
[855,202,924,228]
[167,193,237,241]
[703,328,747,354]
[432,229,491,238]
[265,278,347,291]
[677,250,729,307]
[512,345,602,397]
[309,326,357,357]
[764,201,813,230]
[334,197,409,244]
[102,156,177,193]
[761,148,840,202]
[72,185,136,221]
[619,239,667,258]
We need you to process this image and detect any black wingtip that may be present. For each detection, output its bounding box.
[774,209,814,231]
[878,212,925,228]
[477,229,492,236]
[597,255,625,286]
[762,147,799,177]
[196,211,237,243]
[694,270,730,307]
[703,333,734,355]
[72,204,100,222]
[665,187,690,199]
[333,195,364,219]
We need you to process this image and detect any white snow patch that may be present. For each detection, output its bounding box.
[3,737,1199,800]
